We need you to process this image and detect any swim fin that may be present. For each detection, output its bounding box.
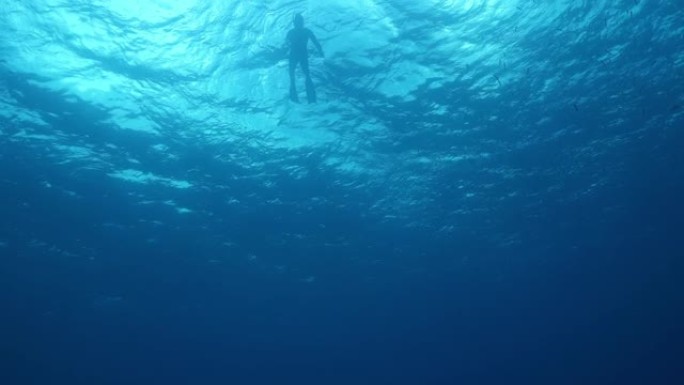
[306,78,316,103]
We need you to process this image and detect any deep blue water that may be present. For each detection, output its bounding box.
[1,1,683,384]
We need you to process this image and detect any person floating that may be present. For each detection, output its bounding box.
[286,13,323,103]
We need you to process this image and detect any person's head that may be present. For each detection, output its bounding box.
[293,13,304,28]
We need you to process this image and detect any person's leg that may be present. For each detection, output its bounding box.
[289,57,298,102]
[300,55,310,79]
[301,56,316,103]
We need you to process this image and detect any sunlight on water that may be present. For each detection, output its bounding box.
[98,0,201,23]
[426,0,520,16]
[0,0,679,224]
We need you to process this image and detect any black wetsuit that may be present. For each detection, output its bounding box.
[287,26,322,103]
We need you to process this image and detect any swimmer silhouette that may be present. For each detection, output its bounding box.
[287,13,323,103]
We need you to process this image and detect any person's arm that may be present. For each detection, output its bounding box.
[308,30,324,57]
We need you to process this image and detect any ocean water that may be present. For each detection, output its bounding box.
[1,1,683,384]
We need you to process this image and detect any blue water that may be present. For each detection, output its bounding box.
[1,1,683,384]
